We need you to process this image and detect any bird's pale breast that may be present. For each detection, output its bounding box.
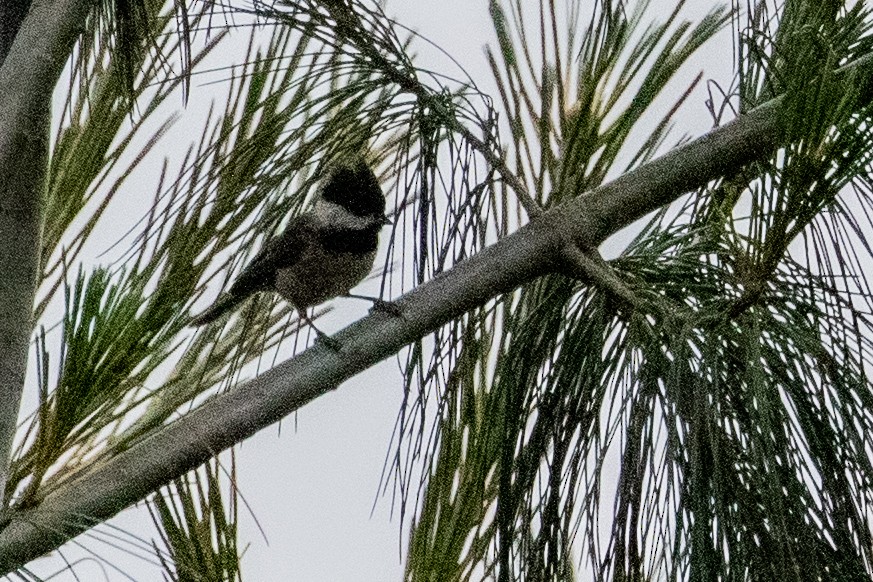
[275,245,377,309]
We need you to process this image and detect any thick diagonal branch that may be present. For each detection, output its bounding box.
[1,52,872,571]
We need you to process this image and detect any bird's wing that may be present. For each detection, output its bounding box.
[227,214,313,297]
[189,215,313,326]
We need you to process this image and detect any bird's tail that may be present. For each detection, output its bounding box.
[189,293,244,327]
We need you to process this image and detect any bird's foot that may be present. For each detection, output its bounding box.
[314,330,341,351]
[369,298,403,317]
[344,293,404,318]
[345,293,403,317]
[297,309,341,350]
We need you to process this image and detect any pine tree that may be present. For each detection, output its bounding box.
[0,0,872,579]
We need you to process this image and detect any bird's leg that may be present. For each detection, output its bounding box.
[297,309,340,350]
[343,293,403,317]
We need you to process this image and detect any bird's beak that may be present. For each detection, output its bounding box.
[381,215,393,225]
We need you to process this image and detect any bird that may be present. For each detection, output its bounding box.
[190,153,392,344]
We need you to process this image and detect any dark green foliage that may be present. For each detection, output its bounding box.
[149,456,241,582]
[406,1,873,580]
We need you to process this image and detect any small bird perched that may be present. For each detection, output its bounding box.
[190,154,391,341]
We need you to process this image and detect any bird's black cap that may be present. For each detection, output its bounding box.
[320,155,385,217]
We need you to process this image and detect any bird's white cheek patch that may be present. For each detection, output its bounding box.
[314,200,378,229]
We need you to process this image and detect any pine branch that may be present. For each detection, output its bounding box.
[2,50,872,569]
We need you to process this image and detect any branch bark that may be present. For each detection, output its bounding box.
[0,47,870,572]
[0,0,93,509]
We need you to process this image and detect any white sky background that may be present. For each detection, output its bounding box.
[23,1,734,580]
